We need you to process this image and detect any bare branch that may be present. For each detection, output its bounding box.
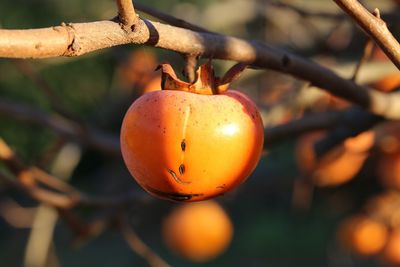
[333,0,400,70]
[10,60,80,122]
[118,214,171,267]
[183,55,198,83]
[351,39,374,82]
[135,2,213,33]
[264,107,382,151]
[0,99,120,156]
[1,18,400,118]
[116,0,138,29]
[0,138,146,209]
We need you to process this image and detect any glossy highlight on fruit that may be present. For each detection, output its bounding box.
[162,201,233,262]
[120,62,264,201]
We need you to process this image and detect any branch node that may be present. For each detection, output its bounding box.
[116,0,139,31]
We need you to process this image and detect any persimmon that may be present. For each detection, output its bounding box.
[162,201,233,262]
[371,73,400,92]
[381,230,400,265]
[120,62,264,201]
[344,130,375,153]
[296,131,368,187]
[338,215,388,256]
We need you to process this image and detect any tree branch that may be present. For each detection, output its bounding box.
[134,2,213,33]
[333,0,400,70]
[0,138,146,209]
[1,18,400,118]
[0,99,120,156]
[116,0,138,29]
[118,214,171,267]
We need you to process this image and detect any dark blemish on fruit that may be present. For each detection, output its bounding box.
[168,169,190,184]
[181,139,186,151]
[179,164,185,175]
[145,187,202,202]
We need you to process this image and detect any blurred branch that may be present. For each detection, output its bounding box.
[135,2,213,33]
[0,138,146,209]
[0,198,36,228]
[1,7,400,118]
[267,1,346,20]
[333,0,400,70]
[183,55,198,83]
[351,39,374,82]
[264,110,343,146]
[0,99,120,156]
[118,213,171,267]
[264,107,382,156]
[116,0,138,29]
[9,60,79,122]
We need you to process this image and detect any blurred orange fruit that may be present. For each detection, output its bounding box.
[162,201,233,262]
[370,73,400,93]
[381,230,400,265]
[344,130,375,153]
[338,215,388,256]
[296,131,368,187]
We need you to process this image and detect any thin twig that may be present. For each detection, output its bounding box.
[135,2,213,33]
[0,138,147,209]
[0,99,120,156]
[118,213,171,267]
[268,0,346,21]
[183,55,198,83]
[116,0,138,29]
[351,38,375,82]
[333,0,400,70]
[10,60,79,122]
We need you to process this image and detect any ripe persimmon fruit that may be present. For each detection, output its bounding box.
[295,131,369,187]
[120,62,264,201]
[162,200,233,262]
[338,215,388,256]
[381,230,400,265]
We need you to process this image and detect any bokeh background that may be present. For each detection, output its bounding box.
[1,0,400,266]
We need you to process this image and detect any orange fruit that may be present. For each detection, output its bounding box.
[371,73,400,93]
[338,215,388,256]
[162,201,233,262]
[120,62,264,201]
[296,132,368,187]
[381,230,400,265]
[344,130,375,153]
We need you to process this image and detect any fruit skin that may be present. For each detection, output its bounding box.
[120,89,264,201]
[338,215,388,256]
[162,201,233,262]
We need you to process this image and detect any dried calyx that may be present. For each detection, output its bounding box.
[157,61,248,95]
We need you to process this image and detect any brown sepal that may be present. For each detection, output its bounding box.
[157,61,248,95]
